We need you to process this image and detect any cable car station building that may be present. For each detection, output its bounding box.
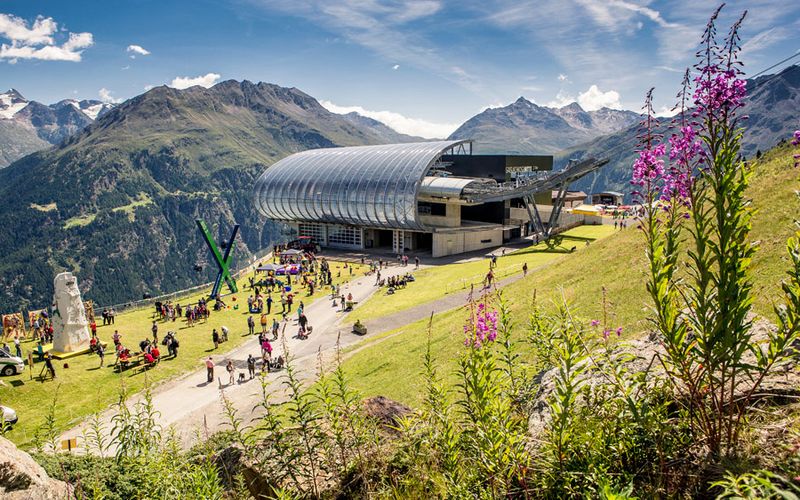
[254,140,607,258]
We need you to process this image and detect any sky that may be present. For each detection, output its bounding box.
[1,0,798,138]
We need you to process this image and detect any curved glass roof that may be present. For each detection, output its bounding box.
[254,140,471,230]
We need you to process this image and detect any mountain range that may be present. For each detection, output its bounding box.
[0,81,418,311]
[0,89,115,167]
[555,64,800,196]
[448,98,641,154]
[0,65,797,311]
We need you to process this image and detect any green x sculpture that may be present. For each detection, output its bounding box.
[196,219,239,298]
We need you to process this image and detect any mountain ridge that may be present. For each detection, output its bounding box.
[0,79,419,311]
[448,97,640,154]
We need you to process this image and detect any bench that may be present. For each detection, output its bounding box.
[116,352,143,372]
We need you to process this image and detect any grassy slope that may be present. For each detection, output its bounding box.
[2,260,367,447]
[341,145,800,406]
[353,225,616,321]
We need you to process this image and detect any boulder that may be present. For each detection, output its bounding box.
[0,436,71,499]
[363,396,412,433]
[527,314,800,439]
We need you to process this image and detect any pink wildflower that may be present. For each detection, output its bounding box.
[464,301,499,349]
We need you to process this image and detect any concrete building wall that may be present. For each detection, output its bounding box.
[432,228,502,258]
[419,202,461,228]
[508,205,586,229]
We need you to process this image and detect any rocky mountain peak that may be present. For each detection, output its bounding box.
[0,89,29,119]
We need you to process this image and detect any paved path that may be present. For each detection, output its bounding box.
[60,260,536,451]
[59,265,416,450]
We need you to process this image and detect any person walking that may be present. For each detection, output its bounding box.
[171,335,179,357]
[247,315,255,335]
[13,335,21,358]
[205,357,214,383]
[415,256,420,269]
[226,360,235,385]
[212,329,220,349]
[247,354,256,379]
[271,318,280,340]
[151,321,158,343]
[523,262,528,276]
[97,342,105,367]
[266,295,273,314]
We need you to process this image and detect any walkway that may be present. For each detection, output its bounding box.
[59,264,417,450]
[61,258,535,451]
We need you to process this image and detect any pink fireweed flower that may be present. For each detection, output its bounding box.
[631,143,666,190]
[464,302,499,348]
[590,319,600,327]
[693,65,747,115]
[792,130,800,146]
[602,329,611,340]
[616,327,623,336]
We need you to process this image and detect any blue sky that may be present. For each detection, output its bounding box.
[1,1,798,137]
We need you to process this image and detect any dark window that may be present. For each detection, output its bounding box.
[480,239,492,243]
[418,201,446,216]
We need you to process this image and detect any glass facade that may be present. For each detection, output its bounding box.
[297,222,325,242]
[253,140,471,231]
[327,225,362,248]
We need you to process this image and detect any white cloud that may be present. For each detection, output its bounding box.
[656,105,679,118]
[121,65,130,70]
[547,90,575,108]
[320,100,457,139]
[558,73,569,82]
[126,44,150,56]
[0,13,92,62]
[577,84,622,111]
[144,84,155,91]
[741,27,787,56]
[392,64,400,70]
[478,101,508,112]
[0,14,56,45]
[546,84,622,111]
[98,88,121,104]
[606,0,679,29]
[654,65,684,73]
[169,73,221,89]
[254,1,488,96]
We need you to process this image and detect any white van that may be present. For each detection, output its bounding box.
[0,348,24,376]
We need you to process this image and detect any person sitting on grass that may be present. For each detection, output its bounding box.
[143,350,155,365]
[151,345,160,362]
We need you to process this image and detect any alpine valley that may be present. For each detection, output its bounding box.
[0,65,798,311]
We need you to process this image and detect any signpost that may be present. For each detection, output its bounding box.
[61,438,77,452]
[196,220,240,298]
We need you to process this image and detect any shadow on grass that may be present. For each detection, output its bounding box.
[511,235,601,256]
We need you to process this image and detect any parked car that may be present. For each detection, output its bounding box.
[1,405,18,425]
[0,348,24,376]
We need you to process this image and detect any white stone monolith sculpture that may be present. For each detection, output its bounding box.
[51,272,90,353]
